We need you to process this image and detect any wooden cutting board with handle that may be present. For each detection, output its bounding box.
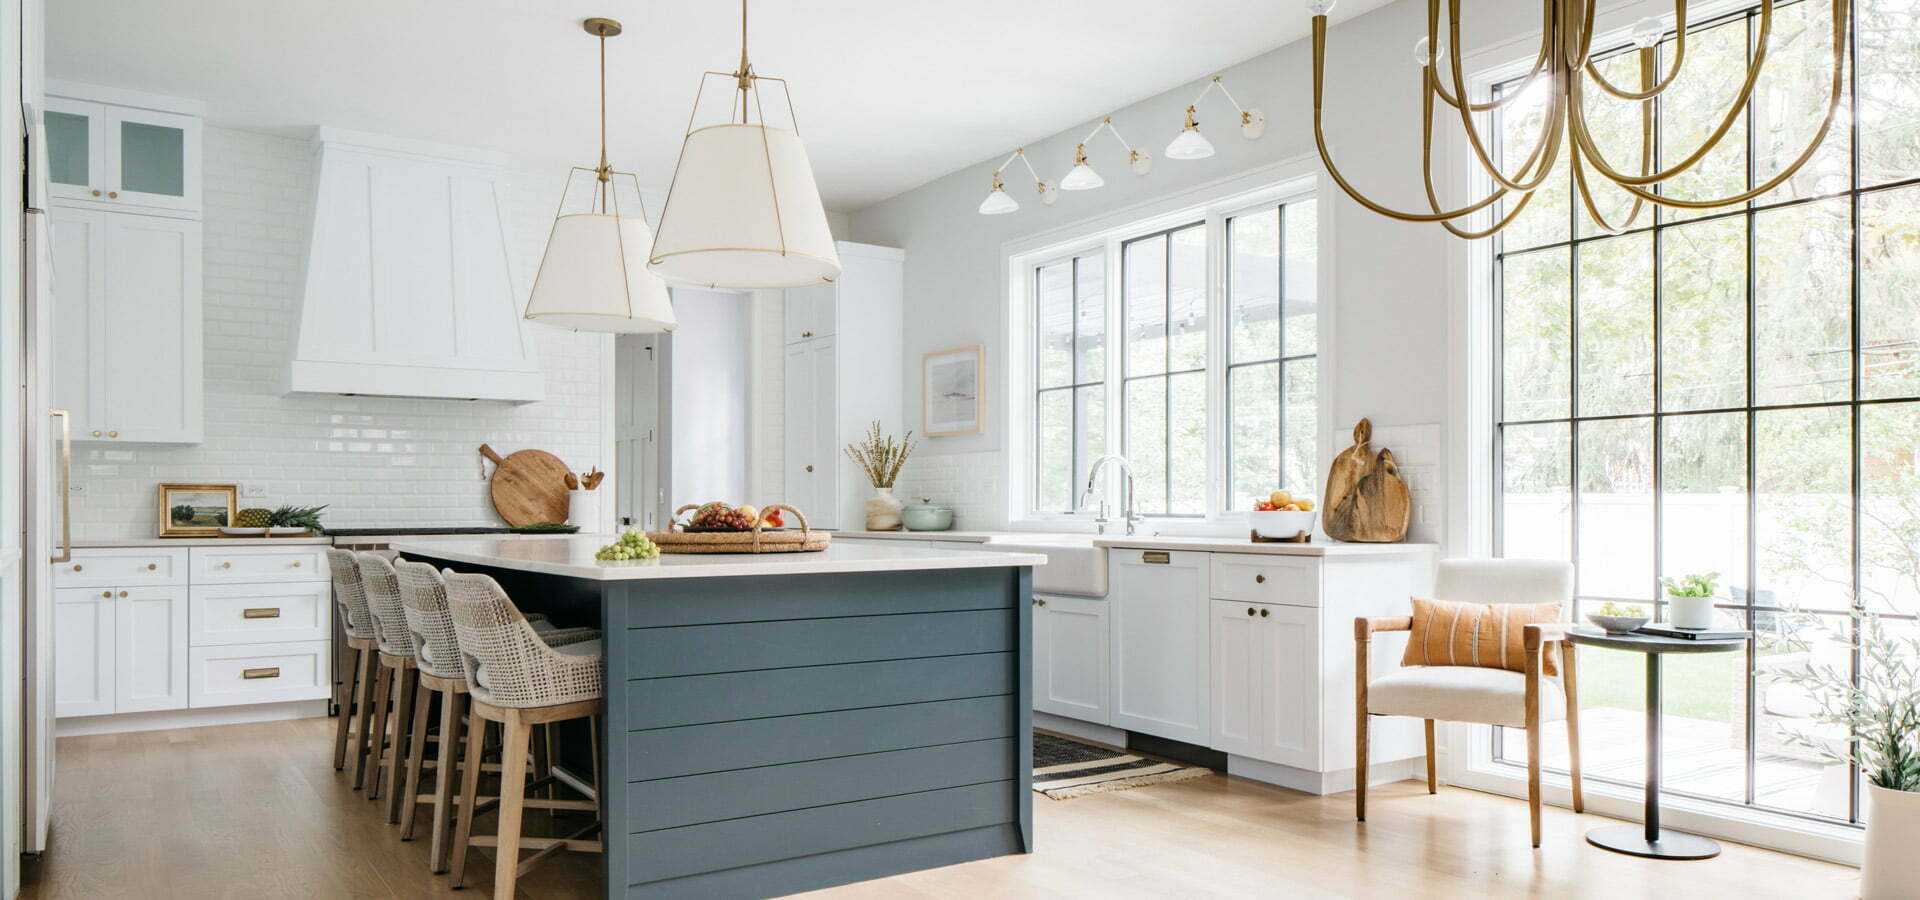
[1321,418,1411,543]
[478,444,573,526]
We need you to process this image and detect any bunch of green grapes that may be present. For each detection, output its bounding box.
[594,529,660,561]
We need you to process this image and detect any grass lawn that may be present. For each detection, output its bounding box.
[1573,646,1741,722]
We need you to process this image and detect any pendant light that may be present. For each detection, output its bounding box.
[647,0,840,289]
[524,17,676,334]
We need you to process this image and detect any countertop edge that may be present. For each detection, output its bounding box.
[392,539,1048,581]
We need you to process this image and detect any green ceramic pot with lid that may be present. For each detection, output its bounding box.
[901,499,955,532]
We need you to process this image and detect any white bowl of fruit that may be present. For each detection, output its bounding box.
[1250,491,1317,540]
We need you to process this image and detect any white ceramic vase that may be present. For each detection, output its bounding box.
[865,487,904,531]
[567,489,601,529]
[1863,783,1920,899]
[1667,593,1715,629]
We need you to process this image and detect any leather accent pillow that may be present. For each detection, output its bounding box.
[1401,597,1561,676]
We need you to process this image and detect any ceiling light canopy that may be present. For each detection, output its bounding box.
[1165,76,1266,161]
[1311,0,1849,238]
[524,17,677,334]
[647,0,840,289]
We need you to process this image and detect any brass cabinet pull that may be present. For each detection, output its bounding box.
[805,465,814,473]
[147,563,157,571]
[1246,607,1255,616]
[90,189,101,197]
[101,591,111,599]
[241,667,280,680]
[1142,551,1170,565]
[1255,574,1266,584]
[220,562,232,568]
[1032,598,1047,607]
[72,564,83,572]
[117,591,127,598]
[291,560,301,567]
[91,430,101,437]
[801,330,813,338]
[106,191,118,199]
[1260,608,1270,618]
[243,608,281,619]
[107,430,117,438]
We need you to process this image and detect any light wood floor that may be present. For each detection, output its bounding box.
[23,717,1857,899]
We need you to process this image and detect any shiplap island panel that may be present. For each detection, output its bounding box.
[393,536,1040,899]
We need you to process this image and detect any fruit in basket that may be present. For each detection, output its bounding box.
[762,508,784,528]
[688,503,753,532]
[737,504,758,523]
[594,529,659,561]
[1296,498,1315,511]
[1269,490,1292,507]
[235,508,273,528]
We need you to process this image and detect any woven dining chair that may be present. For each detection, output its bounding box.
[326,548,383,784]
[356,551,423,820]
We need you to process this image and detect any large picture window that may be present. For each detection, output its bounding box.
[1027,192,1320,521]
[1489,0,1920,827]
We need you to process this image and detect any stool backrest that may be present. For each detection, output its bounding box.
[325,548,376,639]
[444,570,596,708]
[394,559,463,680]
[355,551,413,657]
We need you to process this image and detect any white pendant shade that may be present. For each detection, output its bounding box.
[648,124,841,289]
[525,213,677,333]
[1060,162,1105,191]
[978,186,1019,215]
[1166,127,1216,160]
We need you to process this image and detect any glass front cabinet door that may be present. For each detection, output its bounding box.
[44,95,201,214]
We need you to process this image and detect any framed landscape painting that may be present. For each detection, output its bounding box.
[923,345,984,437]
[158,483,237,537]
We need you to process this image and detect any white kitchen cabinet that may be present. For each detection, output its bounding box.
[1211,599,1321,769]
[783,337,839,529]
[50,206,203,443]
[53,588,115,718]
[1107,549,1211,744]
[189,640,332,709]
[114,586,189,713]
[1032,593,1108,723]
[44,92,203,216]
[779,242,904,529]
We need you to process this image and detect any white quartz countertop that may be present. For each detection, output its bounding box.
[831,530,995,542]
[391,535,1047,581]
[73,536,331,548]
[1092,536,1439,556]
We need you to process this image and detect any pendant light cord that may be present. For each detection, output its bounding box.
[596,25,610,212]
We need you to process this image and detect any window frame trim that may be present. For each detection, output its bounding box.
[1004,164,1329,533]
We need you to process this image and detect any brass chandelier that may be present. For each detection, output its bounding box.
[1311,0,1849,239]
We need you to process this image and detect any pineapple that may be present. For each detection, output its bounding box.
[266,504,328,534]
[234,508,273,528]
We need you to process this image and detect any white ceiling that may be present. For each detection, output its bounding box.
[48,0,1389,211]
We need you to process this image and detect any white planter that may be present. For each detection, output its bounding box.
[865,487,904,531]
[1863,783,1920,899]
[1667,593,1715,629]
[567,489,602,530]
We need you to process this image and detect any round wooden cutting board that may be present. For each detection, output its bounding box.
[479,444,572,526]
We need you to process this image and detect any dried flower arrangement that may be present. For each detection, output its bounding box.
[844,422,916,489]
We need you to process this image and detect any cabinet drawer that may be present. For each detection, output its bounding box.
[1210,553,1320,607]
[53,548,188,588]
[188,640,331,708]
[189,546,328,584]
[189,583,330,646]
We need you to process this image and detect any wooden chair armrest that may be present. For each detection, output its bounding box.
[1354,616,1413,641]
[1522,622,1570,651]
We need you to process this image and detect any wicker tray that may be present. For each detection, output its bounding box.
[646,503,831,554]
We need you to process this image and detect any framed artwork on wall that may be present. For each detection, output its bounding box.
[158,483,237,537]
[923,345,984,437]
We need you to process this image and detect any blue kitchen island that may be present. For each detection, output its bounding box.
[391,536,1043,899]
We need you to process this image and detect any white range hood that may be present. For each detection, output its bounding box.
[289,128,543,402]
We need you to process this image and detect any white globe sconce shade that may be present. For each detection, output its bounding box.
[648,124,841,289]
[525,213,677,333]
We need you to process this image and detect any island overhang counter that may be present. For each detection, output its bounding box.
[390,536,1045,899]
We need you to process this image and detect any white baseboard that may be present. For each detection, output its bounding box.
[55,700,329,737]
[1228,754,1427,795]
[1034,711,1128,749]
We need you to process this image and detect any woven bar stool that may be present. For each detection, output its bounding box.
[356,551,423,822]
[393,560,599,873]
[444,571,605,898]
[326,549,383,785]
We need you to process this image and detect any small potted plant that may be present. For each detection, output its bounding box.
[844,422,915,531]
[1779,615,1919,898]
[1660,572,1719,630]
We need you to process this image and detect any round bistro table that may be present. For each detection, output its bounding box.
[1565,627,1750,860]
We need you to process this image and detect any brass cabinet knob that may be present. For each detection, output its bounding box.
[107,430,118,438]
[1246,607,1255,616]
[805,465,814,473]
[72,564,82,572]
[1255,574,1266,584]
[147,563,157,570]
[1032,598,1047,607]
[291,560,302,567]
[90,189,101,197]
[91,430,101,437]
[220,562,232,569]
[801,331,813,338]
[107,191,118,199]
[117,591,128,598]
[101,590,111,598]
[1260,608,1270,617]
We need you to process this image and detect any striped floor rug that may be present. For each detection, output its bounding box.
[1032,731,1213,800]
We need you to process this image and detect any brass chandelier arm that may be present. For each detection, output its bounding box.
[1312,15,1517,222]
[1567,47,1655,234]
[1570,0,1847,209]
[1568,0,1777,188]
[1431,0,1555,113]
[1442,0,1568,194]
[1564,0,1596,70]
[1584,0,1689,100]
[1420,76,1540,239]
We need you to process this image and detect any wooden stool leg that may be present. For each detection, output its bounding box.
[1355,711,1370,822]
[429,691,467,874]
[347,647,377,784]
[399,679,434,837]
[494,717,532,900]
[1425,719,1438,793]
[450,718,489,888]
[361,663,394,794]
[384,667,417,823]
[334,646,368,771]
